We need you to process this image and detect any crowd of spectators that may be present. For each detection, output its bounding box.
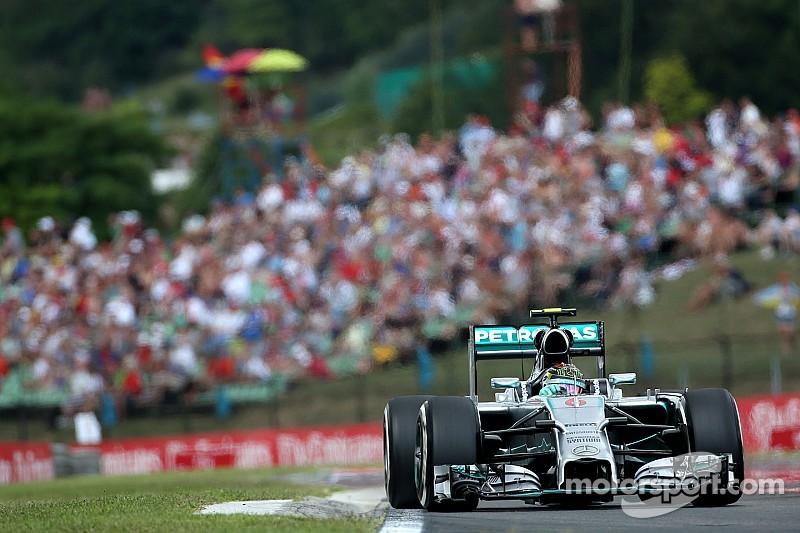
[0,95,799,421]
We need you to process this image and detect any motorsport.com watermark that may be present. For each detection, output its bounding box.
[562,474,784,518]
[563,475,784,498]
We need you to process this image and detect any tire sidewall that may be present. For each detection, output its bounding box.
[384,395,432,509]
[415,396,480,510]
[685,388,745,506]
[415,401,434,509]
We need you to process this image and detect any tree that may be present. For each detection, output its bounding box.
[0,0,206,100]
[0,96,169,237]
[644,54,712,126]
[660,0,800,114]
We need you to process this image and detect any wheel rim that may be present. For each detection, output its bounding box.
[415,405,429,506]
[383,405,391,496]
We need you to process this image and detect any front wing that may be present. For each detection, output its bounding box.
[432,453,736,504]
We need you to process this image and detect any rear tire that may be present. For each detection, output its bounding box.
[685,388,745,506]
[415,396,480,511]
[384,396,432,509]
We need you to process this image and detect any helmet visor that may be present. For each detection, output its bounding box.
[561,384,584,395]
[544,376,585,395]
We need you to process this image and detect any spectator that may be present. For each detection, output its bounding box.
[513,0,561,52]
[782,209,800,253]
[1,217,25,256]
[62,352,104,417]
[687,255,751,312]
[1,95,799,421]
[609,256,655,309]
[753,208,784,257]
[113,354,144,418]
[69,217,97,251]
[753,271,800,357]
[520,58,545,107]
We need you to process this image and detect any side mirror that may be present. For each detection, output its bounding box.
[609,373,637,386]
[492,377,521,402]
[491,377,520,389]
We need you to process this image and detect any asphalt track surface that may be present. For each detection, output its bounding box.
[382,493,800,533]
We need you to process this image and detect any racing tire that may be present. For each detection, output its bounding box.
[384,396,433,509]
[415,396,480,511]
[685,388,745,507]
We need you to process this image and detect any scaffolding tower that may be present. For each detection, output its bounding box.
[503,0,583,111]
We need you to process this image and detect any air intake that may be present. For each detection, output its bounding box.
[541,328,572,355]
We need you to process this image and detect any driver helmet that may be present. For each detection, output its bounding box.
[542,363,586,395]
[541,349,570,369]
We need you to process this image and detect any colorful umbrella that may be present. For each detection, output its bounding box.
[196,44,227,82]
[221,48,265,75]
[202,44,226,69]
[248,49,308,73]
[195,66,225,82]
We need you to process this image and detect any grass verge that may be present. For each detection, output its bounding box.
[0,466,378,533]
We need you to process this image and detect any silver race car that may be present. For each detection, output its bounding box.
[384,308,744,510]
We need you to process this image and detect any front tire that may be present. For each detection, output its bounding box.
[384,396,432,509]
[415,396,480,511]
[685,388,745,506]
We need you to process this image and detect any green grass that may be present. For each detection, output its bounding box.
[0,467,378,533]
[305,102,387,167]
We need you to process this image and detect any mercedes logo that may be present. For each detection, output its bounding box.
[572,444,600,456]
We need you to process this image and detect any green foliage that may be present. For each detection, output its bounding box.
[1,0,799,226]
[1,0,799,117]
[343,59,379,105]
[0,0,462,101]
[644,54,713,125]
[0,96,168,237]
[307,104,386,167]
[660,0,800,113]
[576,0,800,116]
[0,0,206,100]
[171,85,203,114]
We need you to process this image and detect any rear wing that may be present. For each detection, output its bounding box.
[471,321,604,360]
[467,308,605,402]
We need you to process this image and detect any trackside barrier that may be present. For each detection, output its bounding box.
[67,422,383,477]
[2,393,800,484]
[0,442,55,484]
[737,393,800,454]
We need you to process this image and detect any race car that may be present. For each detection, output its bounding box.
[383,308,745,510]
